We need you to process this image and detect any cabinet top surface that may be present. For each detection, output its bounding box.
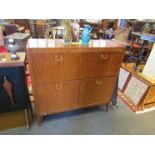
[0,52,25,67]
[27,39,125,49]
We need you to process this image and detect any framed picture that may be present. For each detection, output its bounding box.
[114,26,130,43]
[118,67,131,91]
[124,75,149,106]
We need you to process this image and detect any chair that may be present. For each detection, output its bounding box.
[132,21,145,32]
[36,20,47,38]
[3,24,17,35]
[36,25,47,38]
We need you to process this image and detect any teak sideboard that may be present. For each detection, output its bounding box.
[27,39,125,125]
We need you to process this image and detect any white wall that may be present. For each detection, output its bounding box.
[142,43,155,80]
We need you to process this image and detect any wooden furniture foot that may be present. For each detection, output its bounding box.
[36,116,41,126]
[24,109,29,129]
[141,105,144,111]
[42,114,47,122]
[105,104,109,112]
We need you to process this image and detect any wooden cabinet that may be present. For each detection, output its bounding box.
[27,39,125,125]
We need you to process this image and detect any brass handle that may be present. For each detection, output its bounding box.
[56,84,63,90]
[55,55,63,62]
[100,54,108,60]
[96,80,103,85]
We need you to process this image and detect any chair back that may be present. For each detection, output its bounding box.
[4,24,17,35]
[133,21,145,32]
[36,20,47,38]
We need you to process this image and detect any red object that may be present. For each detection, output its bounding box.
[0,46,7,53]
[128,40,151,49]
[25,74,32,87]
[128,41,141,48]
[133,43,141,48]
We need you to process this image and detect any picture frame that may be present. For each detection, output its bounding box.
[118,67,131,92]
[114,26,130,43]
[124,75,149,106]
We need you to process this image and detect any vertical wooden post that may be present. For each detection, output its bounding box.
[24,109,29,129]
[0,25,4,47]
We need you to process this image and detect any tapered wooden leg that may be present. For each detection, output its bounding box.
[141,104,144,111]
[36,115,41,126]
[42,114,47,122]
[105,104,109,112]
[24,109,29,129]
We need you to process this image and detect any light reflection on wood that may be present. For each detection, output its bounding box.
[2,76,15,107]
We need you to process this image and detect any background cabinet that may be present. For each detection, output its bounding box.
[0,53,32,130]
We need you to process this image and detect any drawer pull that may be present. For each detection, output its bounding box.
[56,84,63,90]
[55,55,63,62]
[96,80,103,85]
[100,54,108,60]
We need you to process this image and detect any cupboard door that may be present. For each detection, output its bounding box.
[79,77,116,107]
[36,80,79,114]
